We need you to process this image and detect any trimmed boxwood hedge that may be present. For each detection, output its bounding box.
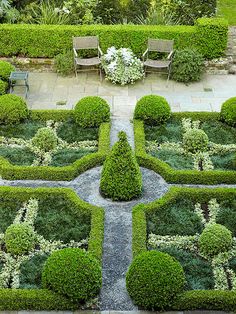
[0,185,104,310]
[134,112,236,184]
[0,111,110,180]
[0,18,228,59]
[132,186,236,311]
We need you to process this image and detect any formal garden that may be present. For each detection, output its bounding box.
[0,0,236,313]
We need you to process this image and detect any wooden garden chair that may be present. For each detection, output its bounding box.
[72,36,103,79]
[143,39,174,84]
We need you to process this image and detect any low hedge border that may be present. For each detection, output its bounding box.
[0,18,228,60]
[0,186,104,310]
[0,117,110,181]
[134,114,236,185]
[132,186,236,311]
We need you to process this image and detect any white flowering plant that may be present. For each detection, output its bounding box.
[101,46,144,85]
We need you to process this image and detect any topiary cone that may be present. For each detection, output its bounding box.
[100,131,142,201]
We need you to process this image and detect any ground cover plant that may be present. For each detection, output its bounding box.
[132,187,236,311]
[134,95,236,184]
[145,117,236,172]
[0,186,104,309]
[0,119,98,167]
[217,0,236,25]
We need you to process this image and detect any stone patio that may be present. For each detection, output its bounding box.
[11,72,236,118]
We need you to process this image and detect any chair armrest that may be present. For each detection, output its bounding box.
[73,48,78,58]
[98,46,103,57]
[167,50,174,60]
[142,48,148,61]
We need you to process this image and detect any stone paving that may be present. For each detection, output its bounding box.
[11,71,236,118]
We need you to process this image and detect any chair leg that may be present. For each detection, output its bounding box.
[99,67,102,82]
[166,67,171,87]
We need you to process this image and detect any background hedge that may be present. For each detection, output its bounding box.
[0,18,228,59]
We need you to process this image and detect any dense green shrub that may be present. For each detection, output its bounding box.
[126,250,185,310]
[100,131,142,201]
[171,48,204,83]
[0,80,8,95]
[134,95,171,125]
[93,0,122,24]
[183,129,209,153]
[54,50,74,76]
[74,96,110,128]
[42,248,102,302]
[31,127,58,152]
[5,223,36,255]
[0,60,15,81]
[199,223,233,257]
[156,0,216,25]
[220,97,236,127]
[0,94,28,125]
[0,19,227,60]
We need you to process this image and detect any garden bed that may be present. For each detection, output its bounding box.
[132,187,236,311]
[134,112,236,184]
[0,110,110,181]
[0,186,104,310]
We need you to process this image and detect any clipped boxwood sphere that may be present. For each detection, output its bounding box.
[5,223,36,255]
[0,60,15,81]
[74,96,110,127]
[183,128,209,153]
[0,80,8,95]
[134,95,171,125]
[42,248,102,302]
[0,94,28,125]
[199,223,233,257]
[126,251,185,310]
[220,97,236,127]
[31,127,58,152]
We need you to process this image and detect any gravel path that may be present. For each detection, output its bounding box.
[110,118,134,149]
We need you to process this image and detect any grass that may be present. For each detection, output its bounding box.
[217,0,236,25]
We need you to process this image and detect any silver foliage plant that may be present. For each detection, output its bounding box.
[101,46,144,85]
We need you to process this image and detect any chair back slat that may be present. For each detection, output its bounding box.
[73,36,99,50]
[148,39,174,53]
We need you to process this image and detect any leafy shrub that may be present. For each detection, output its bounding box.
[220,97,236,127]
[0,94,28,125]
[171,48,204,83]
[42,248,102,302]
[54,50,74,76]
[134,95,171,125]
[199,223,233,257]
[100,131,142,201]
[0,80,8,95]
[74,96,110,128]
[126,250,185,310]
[183,129,209,153]
[155,0,216,25]
[93,0,122,24]
[0,60,15,81]
[31,127,58,152]
[5,223,36,255]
